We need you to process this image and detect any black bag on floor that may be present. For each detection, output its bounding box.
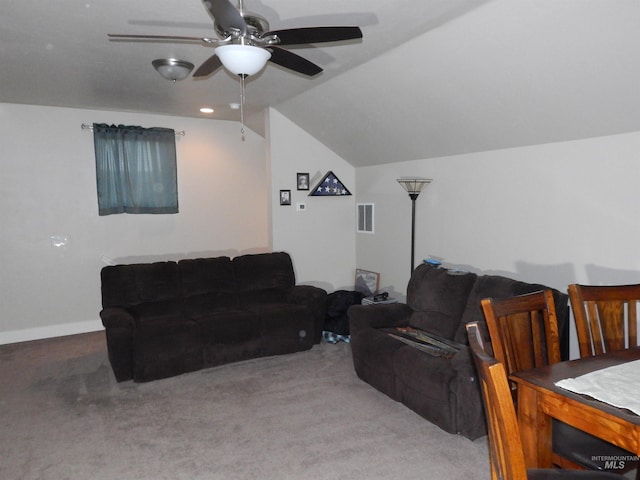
[324,290,364,336]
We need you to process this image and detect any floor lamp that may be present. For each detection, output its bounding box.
[397,178,432,275]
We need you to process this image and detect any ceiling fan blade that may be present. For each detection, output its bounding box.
[264,26,362,45]
[202,0,247,35]
[108,33,217,45]
[193,54,223,77]
[266,47,322,76]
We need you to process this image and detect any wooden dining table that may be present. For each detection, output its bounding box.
[510,347,640,468]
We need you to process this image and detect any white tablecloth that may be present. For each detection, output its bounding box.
[555,359,640,416]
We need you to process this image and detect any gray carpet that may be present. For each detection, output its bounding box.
[0,332,489,479]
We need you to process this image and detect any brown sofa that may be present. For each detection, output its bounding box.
[348,263,568,440]
[100,252,327,382]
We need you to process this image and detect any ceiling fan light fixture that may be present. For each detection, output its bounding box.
[152,58,194,82]
[215,44,271,76]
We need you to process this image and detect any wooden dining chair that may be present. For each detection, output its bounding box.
[482,289,561,392]
[466,321,621,480]
[481,290,638,477]
[568,283,640,358]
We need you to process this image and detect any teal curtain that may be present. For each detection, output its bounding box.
[93,123,178,216]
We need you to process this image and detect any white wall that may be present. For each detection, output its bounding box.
[12,101,638,348]
[267,108,356,292]
[0,103,268,343]
[356,131,640,301]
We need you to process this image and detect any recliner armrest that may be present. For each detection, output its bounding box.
[348,303,412,334]
[100,307,135,329]
[287,285,327,306]
[287,285,328,344]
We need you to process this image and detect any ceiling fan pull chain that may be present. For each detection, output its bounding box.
[240,74,246,138]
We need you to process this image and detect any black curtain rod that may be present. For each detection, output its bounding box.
[81,124,185,136]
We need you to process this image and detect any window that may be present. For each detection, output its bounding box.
[93,123,178,216]
[357,203,374,233]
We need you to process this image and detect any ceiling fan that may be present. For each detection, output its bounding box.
[108,0,363,79]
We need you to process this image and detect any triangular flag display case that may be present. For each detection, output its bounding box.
[309,171,352,196]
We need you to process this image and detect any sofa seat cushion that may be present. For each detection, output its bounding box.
[133,319,203,382]
[195,311,262,367]
[195,310,261,344]
[129,300,184,325]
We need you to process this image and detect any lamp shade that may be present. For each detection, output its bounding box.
[215,44,271,76]
[152,59,194,81]
[397,178,433,196]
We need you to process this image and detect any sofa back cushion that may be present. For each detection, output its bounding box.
[101,261,180,308]
[178,257,237,313]
[406,264,478,340]
[454,274,569,345]
[233,252,295,304]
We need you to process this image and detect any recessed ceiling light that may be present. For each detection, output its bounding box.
[199,107,214,114]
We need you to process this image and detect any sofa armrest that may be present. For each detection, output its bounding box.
[287,285,328,344]
[348,303,413,333]
[99,307,135,382]
[287,285,327,305]
[100,307,135,330]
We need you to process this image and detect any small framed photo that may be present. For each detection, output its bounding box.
[279,189,291,206]
[355,269,380,296]
[297,173,310,191]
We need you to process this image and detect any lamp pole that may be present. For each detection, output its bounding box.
[409,191,418,275]
[397,178,432,275]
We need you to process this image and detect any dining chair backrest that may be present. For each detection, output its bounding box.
[568,284,640,358]
[466,321,528,480]
[481,290,561,387]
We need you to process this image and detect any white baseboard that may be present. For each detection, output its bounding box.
[0,320,103,345]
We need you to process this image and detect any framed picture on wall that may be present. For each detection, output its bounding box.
[355,269,380,296]
[297,173,309,190]
[280,189,291,206]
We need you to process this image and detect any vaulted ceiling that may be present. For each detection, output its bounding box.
[3,0,640,167]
